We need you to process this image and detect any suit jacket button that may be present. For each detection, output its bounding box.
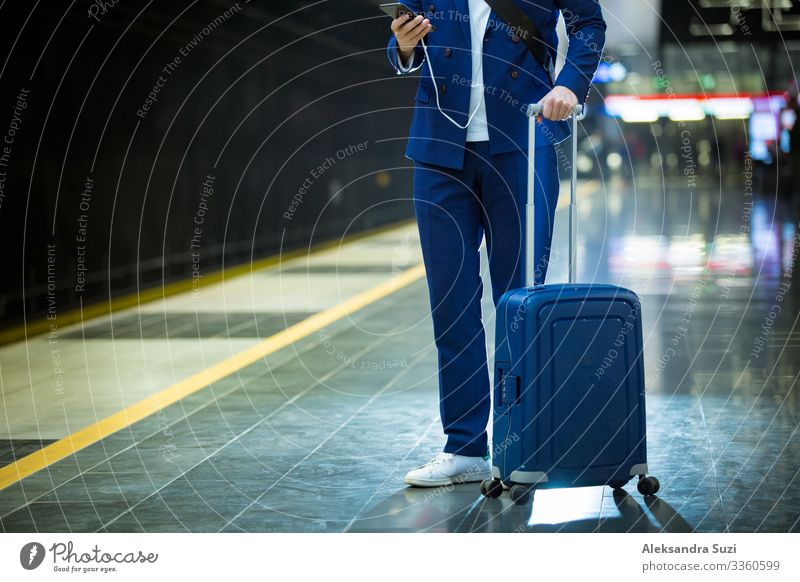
[510,70,519,79]
[512,35,520,43]
[440,83,447,94]
[444,47,452,57]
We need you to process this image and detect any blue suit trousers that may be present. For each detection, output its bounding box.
[413,141,560,457]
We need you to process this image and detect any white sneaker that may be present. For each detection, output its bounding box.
[404,452,491,487]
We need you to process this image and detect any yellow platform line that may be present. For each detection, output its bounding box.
[0,263,426,491]
[0,218,416,346]
[0,180,601,491]
[1,180,599,347]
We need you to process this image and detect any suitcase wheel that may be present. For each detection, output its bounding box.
[509,484,531,505]
[480,478,503,499]
[636,475,660,496]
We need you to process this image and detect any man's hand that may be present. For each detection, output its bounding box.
[391,14,432,62]
[539,86,579,121]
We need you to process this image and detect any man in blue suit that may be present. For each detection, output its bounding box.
[388,0,606,487]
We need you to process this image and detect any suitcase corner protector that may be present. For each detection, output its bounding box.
[629,463,648,475]
[509,470,549,484]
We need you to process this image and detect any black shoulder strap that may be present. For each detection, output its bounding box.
[483,0,551,73]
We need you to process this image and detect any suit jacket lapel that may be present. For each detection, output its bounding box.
[455,0,471,48]
[486,2,497,39]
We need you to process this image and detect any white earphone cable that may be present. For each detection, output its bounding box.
[420,37,484,130]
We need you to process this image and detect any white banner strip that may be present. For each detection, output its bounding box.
[1,533,798,580]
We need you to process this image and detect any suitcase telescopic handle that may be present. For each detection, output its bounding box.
[524,103,583,287]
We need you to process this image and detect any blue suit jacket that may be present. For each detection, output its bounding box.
[387,0,606,170]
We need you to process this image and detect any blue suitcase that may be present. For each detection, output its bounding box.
[480,104,659,504]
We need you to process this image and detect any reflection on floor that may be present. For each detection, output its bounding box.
[347,485,694,533]
[0,176,798,533]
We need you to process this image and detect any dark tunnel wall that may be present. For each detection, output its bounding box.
[0,0,417,329]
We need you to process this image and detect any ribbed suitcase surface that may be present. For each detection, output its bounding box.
[492,284,648,489]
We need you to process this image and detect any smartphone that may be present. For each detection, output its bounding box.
[379,2,437,31]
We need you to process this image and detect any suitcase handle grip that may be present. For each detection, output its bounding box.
[524,102,584,287]
[526,103,584,118]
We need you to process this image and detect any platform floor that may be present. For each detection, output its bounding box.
[1,176,799,533]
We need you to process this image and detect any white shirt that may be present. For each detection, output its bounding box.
[399,0,491,141]
[464,0,491,141]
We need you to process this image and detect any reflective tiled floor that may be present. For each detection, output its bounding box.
[1,175,798,533]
